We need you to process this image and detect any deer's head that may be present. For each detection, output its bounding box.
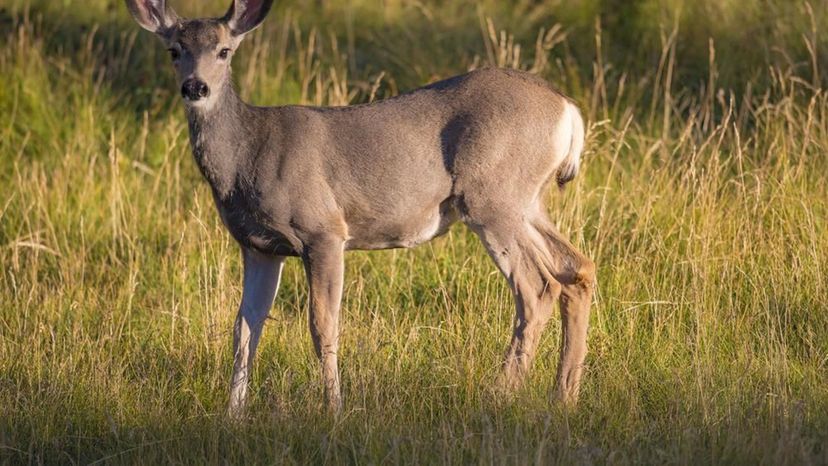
[126,0,273,110]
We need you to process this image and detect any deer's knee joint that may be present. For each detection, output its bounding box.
[239,300,269,320]
[560,256,595,295]
[544,278,562,296]
[575,258,596,288]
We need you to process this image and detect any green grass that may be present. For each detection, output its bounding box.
[1,0,827,463]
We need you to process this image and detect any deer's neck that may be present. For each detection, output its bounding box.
[186,84,258,199]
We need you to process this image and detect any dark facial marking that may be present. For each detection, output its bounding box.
[173,20,222,51]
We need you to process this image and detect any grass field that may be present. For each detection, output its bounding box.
[1,0,827,463]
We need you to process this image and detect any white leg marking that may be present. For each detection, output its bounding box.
[228,249,285,419]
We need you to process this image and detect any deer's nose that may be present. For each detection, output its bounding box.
[181,79,210,101]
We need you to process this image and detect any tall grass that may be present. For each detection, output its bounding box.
[1,0,827,463]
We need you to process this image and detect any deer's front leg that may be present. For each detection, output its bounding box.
[228,248,285,419]
[302,236,345,414]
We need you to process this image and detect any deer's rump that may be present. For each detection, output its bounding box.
[314,69,578,250]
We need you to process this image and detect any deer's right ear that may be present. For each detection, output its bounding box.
[223,0,274,37]
[125,0,179,36]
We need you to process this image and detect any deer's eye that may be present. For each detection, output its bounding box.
[168,48,180,61]
[218,48,231,60]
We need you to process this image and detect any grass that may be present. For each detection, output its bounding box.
[1,0,827,463]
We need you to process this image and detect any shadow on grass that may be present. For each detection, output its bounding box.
[2,353,827,465]
[3,406,826,464]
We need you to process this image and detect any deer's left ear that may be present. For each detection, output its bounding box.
[223,0,274,37]
[125,0,179,36]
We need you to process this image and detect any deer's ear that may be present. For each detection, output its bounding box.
[125,0,179,35]
[223,0,274,37]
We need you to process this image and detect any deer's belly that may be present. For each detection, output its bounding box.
[213,188,459,255]
[344,197,459,251]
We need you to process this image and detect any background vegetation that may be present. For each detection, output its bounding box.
[1,0,827,463]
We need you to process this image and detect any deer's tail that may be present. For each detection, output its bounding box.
[556,101,585,188]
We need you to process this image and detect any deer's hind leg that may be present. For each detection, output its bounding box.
[469,209,594,403]
[468,218,562,392]
[530,214,595,404]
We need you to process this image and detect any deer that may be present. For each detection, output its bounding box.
[124,0,595,417]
